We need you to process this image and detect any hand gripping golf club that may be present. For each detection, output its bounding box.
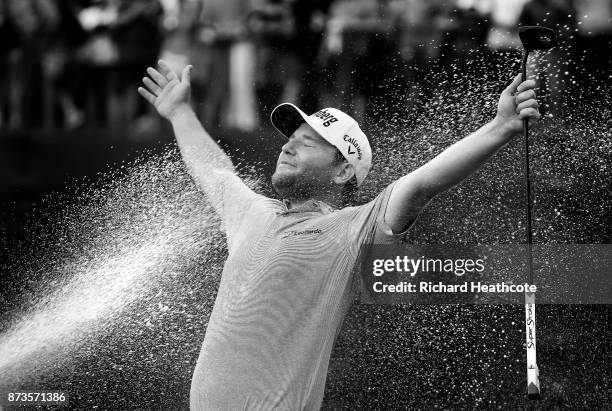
[517,26,557,401]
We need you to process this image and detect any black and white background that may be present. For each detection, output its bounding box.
[1,0,610,409]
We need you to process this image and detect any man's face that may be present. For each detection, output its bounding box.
[271,123,341,200]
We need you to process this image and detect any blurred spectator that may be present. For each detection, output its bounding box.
[320,0,399,121]
[485,0,530,49]
[111,0,163,131]
[483,0,531,80]
[438,2,490,84]
[242,0,332,117]
[198,0,255,131]
[388,0,448,118]
[39,0,87,130]
[0,0,86,131]
[76,0,162,132]
[572,0,612,100]
[158,0,203,75]
[0,0,21,130]
[130,0,204,134]
[288,0,333,110]
[248,0,303,130]
[1,0,53,130]
[76,0,124,129]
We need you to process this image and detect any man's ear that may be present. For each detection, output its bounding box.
[333,162,356,186]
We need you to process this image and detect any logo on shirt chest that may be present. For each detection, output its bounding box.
[281,228,322,239]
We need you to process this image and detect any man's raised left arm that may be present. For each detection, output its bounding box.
[384,73,541,233]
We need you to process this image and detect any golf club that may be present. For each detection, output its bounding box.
[517,25,558,401]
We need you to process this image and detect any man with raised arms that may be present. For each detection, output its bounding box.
[138,60,540,410]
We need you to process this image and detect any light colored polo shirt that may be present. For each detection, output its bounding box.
[190,171,408,410]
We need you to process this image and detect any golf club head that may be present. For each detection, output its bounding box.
[518,26,557,51]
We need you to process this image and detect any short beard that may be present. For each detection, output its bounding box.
[271,172,318,201]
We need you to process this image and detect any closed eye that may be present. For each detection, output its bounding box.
[303,136,317,147]
[289,133,318,148]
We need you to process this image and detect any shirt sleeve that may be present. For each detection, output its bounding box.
[345,181,416,304]
[346,180,414,258]
[211,169,267,248]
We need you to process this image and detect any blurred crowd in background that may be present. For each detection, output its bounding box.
[0,0,610,135]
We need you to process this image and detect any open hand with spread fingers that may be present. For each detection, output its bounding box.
[495,73,542,135]
[138,60,193,121]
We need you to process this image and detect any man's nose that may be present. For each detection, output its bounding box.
[282,140,296,155]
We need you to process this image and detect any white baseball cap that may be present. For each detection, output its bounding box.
[270,103,372,186]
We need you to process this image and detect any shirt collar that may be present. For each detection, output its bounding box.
[279,199,336,215]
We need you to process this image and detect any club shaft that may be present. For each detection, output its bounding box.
[521,51,534,284]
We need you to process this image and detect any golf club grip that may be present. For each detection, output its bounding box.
[521,52,529,140]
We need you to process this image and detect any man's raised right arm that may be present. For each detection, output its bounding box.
[138,60,234,204]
